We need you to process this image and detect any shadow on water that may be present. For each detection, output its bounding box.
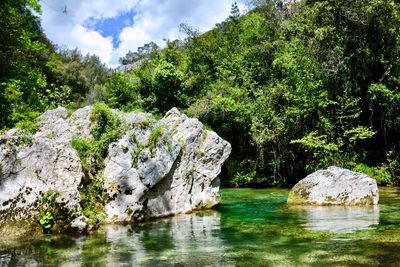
[1,187,400,266]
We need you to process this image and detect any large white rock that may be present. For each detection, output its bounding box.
[0,106,231,230]
[287,166,379,206]
[103,108,231,223]
[0,108,84,224]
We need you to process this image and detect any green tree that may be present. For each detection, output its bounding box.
[0,0,54,128]
[151,60,183,113]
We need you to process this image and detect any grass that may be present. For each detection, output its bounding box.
[130,134,144,168]
[148,125,165,157]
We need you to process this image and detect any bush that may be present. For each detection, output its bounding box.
[353,164,392,186]
[72,102,126,175]
[37,191,59,233]
[71,102,126,226]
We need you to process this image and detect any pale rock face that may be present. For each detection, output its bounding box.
[0,106,231,231]
[0,107,84,223]
[103,108,231,223]
[143,108,231,219]
[287,166,379,206]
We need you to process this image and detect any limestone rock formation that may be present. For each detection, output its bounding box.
[0,108,84,225]
[0,106,231,232]
[287,166,379,206]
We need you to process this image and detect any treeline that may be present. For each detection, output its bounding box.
[2,0,400,187]
[0,0,113,129]
[108,0,400,187]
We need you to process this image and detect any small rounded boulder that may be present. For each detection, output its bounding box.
[287,166,379,206]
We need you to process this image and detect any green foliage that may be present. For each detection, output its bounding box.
[148,125,165,157]
[343,127,376,143]
[90,102,125,143]
[353,164,392,186]
[107,72,141,111]
[185,168,195,179]
[105,0,400,186]
[4,0,400,187]
[151,60,184,112]
[38,191,59,233]
[230,159,259,187]
[71,102,125,225]
[119,41,159,65]
[134,118,155,129]
[0,0,113,129]
[71,138,92,172]
[15,115,39,134]
[39,211,54,231]
[0,0,65,129]
[291,132,339,152]
[71,102,125,176]
[79,174,107,224]
[50,48,112,105]
[233,172,257,187]
[130,134,144,168]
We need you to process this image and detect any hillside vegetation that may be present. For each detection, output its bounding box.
[2,0,400,187]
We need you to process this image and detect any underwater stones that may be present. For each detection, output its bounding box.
[287,166,379,206]
[0,106,231,231]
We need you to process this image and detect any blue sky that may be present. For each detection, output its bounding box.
[40,0,247,67]
[84,9,136,48]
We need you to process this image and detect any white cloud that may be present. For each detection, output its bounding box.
[40,0,248,67]
[69,26,114,64]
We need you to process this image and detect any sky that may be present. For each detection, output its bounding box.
[39,0,248,67]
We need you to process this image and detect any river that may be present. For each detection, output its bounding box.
[1,187,400,266]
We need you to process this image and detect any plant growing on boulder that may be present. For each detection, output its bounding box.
[130,134,145,168]
[148,125,165,157]
[37,191,59,233]
[71,102,126,227]
[72,102,126,176]
[79,174,107,225]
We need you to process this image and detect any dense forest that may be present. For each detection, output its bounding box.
[1,0,400,187]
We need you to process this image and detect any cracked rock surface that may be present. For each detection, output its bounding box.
[0,106,231,231]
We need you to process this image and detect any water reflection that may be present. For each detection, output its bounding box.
[0,210,233,266]
[2,188,400,266]
[102,210,232,266]
[294,205,380,233]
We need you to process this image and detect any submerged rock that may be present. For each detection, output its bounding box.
[0,106,231,233]
[287,166,379,206]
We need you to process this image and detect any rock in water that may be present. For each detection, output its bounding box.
[103,108,231,223]
[287,166,379,206]
[0,106,231,232]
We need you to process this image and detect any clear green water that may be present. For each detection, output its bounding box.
[1,187,400,266]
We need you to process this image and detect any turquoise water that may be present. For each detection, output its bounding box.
[1,187,400,266]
